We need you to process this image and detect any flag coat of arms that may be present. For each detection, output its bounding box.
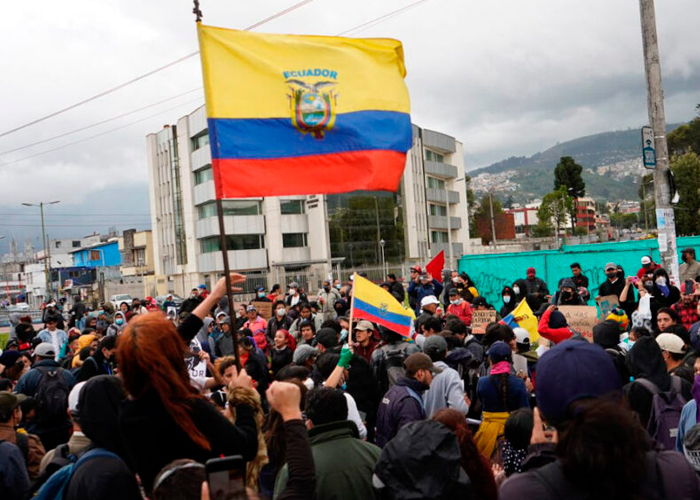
[351,274,415,338]
[197,24,412,198]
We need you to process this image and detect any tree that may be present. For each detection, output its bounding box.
[671,152,700,236]
[553,156,586,231]
[537,188,574,239]
[668,108,700,157]
[465,174,478,236]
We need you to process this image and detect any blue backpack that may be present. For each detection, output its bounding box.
[34,448,120,500]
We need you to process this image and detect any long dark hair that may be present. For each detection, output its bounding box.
[263,379,308,472]
[556,398,649,500]
[433,409,498,500]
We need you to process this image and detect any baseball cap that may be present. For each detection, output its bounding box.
[420,295,440,308]
[292,344,319,364]
[410,266,422,273]
[423,335,448,355]
[0,392,26,420]
[513,327,530,345]
[354,320,374,331]
[34,342,56,358]
[448,288,459,296]
[527,267,536,276]
[68,381,87,414]
[604,262,617,271]
[641,256,652,265]
[655,333,685,354]
[288,282,299,288]
[487,341,513,363]
[246,305,257,312]
[316,328,339,349]
[216,311,227,319]
[255,286,265,293]
[535,340,621,425]
[404,353,443,376]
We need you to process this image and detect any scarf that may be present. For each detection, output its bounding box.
[491,361,511,375]
[657,284,670,298]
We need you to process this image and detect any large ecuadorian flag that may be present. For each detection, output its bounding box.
[197,24,412,198]
[500,298,539,342]
[352,274,415,338]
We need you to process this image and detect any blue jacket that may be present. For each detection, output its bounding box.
[407,279,444,315]
[15,360,77,398]
[375,376,428,448]
[476,374,529,413]
[676,399,697,452]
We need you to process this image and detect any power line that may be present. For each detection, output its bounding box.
[0,97,204,168]
[338,0,431,36]
[0,0,322,139]
[0,88,203,157]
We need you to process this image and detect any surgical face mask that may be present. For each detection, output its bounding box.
[656,277,667,286]
[258,292,266,298]
[276,308,286,317]
[606,271,617,279]
[513,286,520,295]
[340,328,348,341]
[335,284,341,290]
[450,299,460,305]
[115,318,124,325]
[303,377,315,390]
[503,295,511,304]
[561,291,572,300]
[288,289,296,296]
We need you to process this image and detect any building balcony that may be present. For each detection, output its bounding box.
[426,188,460,204]
[280,214,309,234]
[278,247,312,264]
[428,215,462,230]
[198,249,268,273]
[196,215,266,239]
[193,180,216,206]
[430,242,464,258]
[191,147,212,172]
[423,129,456,153]
[424,161,458,179]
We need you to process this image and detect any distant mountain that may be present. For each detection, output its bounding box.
[470,124,682,203]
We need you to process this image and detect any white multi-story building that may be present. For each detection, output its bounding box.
[146,106,471,295]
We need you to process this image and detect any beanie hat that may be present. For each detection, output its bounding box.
[549,310,568,329]
[593,320,622,349]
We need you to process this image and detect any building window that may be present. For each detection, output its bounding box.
[134,249,146,265]
[194,167,214,185]
[198,200,262,219]
[427,177,445,190]
[55,241,62,248]
[282,233,308,248]
[431,231,449,243]
[72,241,81,248]
[90,250,102,262]
[280,199,305,214]
[429,204,447,216]
[425,150,445,163]
[200,235,264,253]
[191,131,210,151]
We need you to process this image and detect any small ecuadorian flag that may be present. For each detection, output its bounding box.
[197,24,412,198]
[351,274,415,338]
[501,299,539,342]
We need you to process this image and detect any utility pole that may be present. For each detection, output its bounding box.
[639,0,679,281]
[22,200,60,300]
[444,184,453,270]
[489,190,498,250]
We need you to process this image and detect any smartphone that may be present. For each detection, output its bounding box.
[206,456,247,500]
[631,276,639,284]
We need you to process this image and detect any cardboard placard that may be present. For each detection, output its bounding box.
[595,295,620,320]
[471,310,497,334]
[558,305,598,334]
[252,301,273,320]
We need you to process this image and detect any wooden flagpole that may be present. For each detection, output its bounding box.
[348,273,356,344]
[216,198,241,371]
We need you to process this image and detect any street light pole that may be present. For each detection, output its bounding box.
[380,239,386,278]
[443,184,453,270]
[22,200,60,301]
[489,190,498,250]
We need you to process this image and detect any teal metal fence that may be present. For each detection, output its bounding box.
[458,236,700,308]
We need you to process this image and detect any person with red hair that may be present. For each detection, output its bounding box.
[432,408,498,500]
[117,273,258,495]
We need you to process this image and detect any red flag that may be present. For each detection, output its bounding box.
[425,250,445,284]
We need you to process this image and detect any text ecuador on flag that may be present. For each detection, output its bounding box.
[197,24,412,198]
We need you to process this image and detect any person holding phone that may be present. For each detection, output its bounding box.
[118,273,259,496]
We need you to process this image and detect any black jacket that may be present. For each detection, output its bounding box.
[270,347,294,377]
[598,278,636,317]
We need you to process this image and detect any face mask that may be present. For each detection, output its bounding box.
[258,292,265,298]
[513,286,520,295]
[503,295,511,304]
[190,294,197,299]
[340,328,348,341]
[336,284,341,290]
[561,291,572,300]
[656,277,667,286]
[288,289,295,296]
[276,308,285,317]
[323,287,330,292]
[115,318,124,325]
[606,272,617,279]
[303,378,315,391]
[644,282,654,291]
[450,299,460,305]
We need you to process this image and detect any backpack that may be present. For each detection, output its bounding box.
[34,448,121,500]
[635,376,687,450]
[380,343,409,392]
[35,366,71,426]
[14,431,29,463]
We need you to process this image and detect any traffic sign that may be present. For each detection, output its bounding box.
[642,126,656,169]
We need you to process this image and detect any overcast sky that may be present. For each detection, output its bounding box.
[1,0,699,253]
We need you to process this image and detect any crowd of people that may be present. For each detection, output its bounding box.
[2,250,700,499]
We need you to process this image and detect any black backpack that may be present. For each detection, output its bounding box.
[35,366,70,426]
[379,343,409,393]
